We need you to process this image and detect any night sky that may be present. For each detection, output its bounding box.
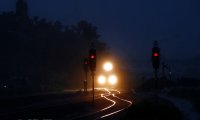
[1,0,200,78]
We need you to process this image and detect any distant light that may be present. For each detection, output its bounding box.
[84,61,88,64]
[98,75,106,85]
[153,53,158,57]
[4,85,7,88]
[108,75,117,85]
[103,62,113,72]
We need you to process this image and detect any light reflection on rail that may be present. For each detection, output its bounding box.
[97,88,133,119]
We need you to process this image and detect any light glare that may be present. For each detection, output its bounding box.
[103,62,113,71]
[98,75,106,84]
[108,75,117,85]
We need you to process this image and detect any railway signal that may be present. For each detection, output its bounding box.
[89,44,96,103]
[152,41,160,103]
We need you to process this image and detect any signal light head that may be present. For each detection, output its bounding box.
[89,49,96,71]
[152,46,160,69]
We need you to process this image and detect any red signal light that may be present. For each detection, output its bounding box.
[90,55,95,59]
[153,53,158,57]
[89,48,96,71]
[84,61,88,64]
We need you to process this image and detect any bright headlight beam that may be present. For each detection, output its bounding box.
[103,62,113,72]
[98,75,106,84]
[108,75,117,85]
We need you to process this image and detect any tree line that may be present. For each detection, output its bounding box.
[0,11,109,95]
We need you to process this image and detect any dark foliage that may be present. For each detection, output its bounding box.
[0,9,108,96]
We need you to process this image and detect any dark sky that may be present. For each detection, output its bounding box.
[1,0,200,77]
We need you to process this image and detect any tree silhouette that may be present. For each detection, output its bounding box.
[0,10,108,95]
